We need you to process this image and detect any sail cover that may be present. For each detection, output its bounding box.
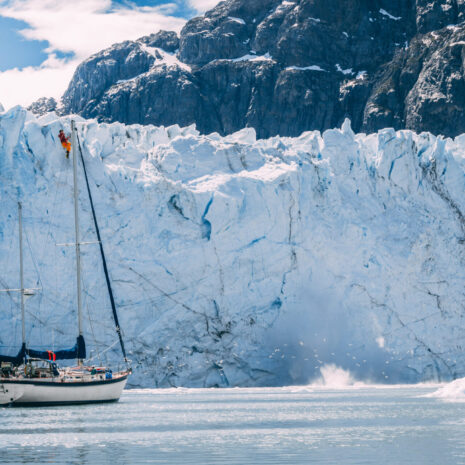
[0,336,85,365]
[0,343,26,365]
[27,335,86,361]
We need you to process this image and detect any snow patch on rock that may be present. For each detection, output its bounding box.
[379,9,401,21]
[286,65,326,72]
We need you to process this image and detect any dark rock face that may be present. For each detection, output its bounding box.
[61,40,156,116]
[139,30,180,53]
[27,97,57,116]
[89,66,218,132]
[365,23,465,138]
[415,0,465,33]
[60,0,465,138]
[179,0,279,65]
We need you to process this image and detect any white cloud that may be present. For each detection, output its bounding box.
[187,0,220,14]
[0,54,77,108]
[0,0,187,109]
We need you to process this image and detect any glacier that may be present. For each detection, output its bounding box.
[1,106,465,388]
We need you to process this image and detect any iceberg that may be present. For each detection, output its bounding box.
[1,107,465,388]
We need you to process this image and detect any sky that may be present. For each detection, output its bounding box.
[0,0,219,110]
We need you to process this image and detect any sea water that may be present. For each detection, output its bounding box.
[1,385,465,465]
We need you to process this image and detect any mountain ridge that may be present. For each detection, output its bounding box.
[30,0,465,138]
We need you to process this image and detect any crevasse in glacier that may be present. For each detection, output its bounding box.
[1,107,465,387]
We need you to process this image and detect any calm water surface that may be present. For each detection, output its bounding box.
[1,386,465,464]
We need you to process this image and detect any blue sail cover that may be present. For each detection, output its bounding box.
[0,336,85,365]
[0,343,26,365]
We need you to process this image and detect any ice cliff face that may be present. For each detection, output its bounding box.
[1,106,465,387]
[46,0,465,139]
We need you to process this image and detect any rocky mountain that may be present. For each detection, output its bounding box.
[49,0,465,139]
[27,97,57,116]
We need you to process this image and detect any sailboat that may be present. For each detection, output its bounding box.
[0,120,131,406]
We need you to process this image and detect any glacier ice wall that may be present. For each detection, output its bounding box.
[1,107,465,387]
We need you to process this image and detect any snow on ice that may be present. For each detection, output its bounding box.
[1,107,465,388]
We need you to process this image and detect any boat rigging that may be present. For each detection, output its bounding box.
[0,120,131,406]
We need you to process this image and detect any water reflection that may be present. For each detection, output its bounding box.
[1,386,464,464]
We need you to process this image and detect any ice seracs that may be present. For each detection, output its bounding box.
[1,108,465,388]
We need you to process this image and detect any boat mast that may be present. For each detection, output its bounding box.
[76,133,130,368]
[18,202,26,350]
[71,120,83,365]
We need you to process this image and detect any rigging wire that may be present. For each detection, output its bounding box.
[81,271,103,367]
[1,140,73,351]
[0,190,18,292]
[38,157,67,268]
[23,152,70,346]
[1,125,130,368]
[76,127,129,366]
[0,193,22,352]
[24,228,43,291]
[86,339,119,363]
[46,153,72,327]
[24,227,46,348]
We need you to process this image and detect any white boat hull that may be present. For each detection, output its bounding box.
[0,375,128,406]
[0,383,24,404]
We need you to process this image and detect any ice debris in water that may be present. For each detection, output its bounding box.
[428,378,465,401]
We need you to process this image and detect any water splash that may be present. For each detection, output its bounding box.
[427,377,465,401]
[314,364,363,388]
